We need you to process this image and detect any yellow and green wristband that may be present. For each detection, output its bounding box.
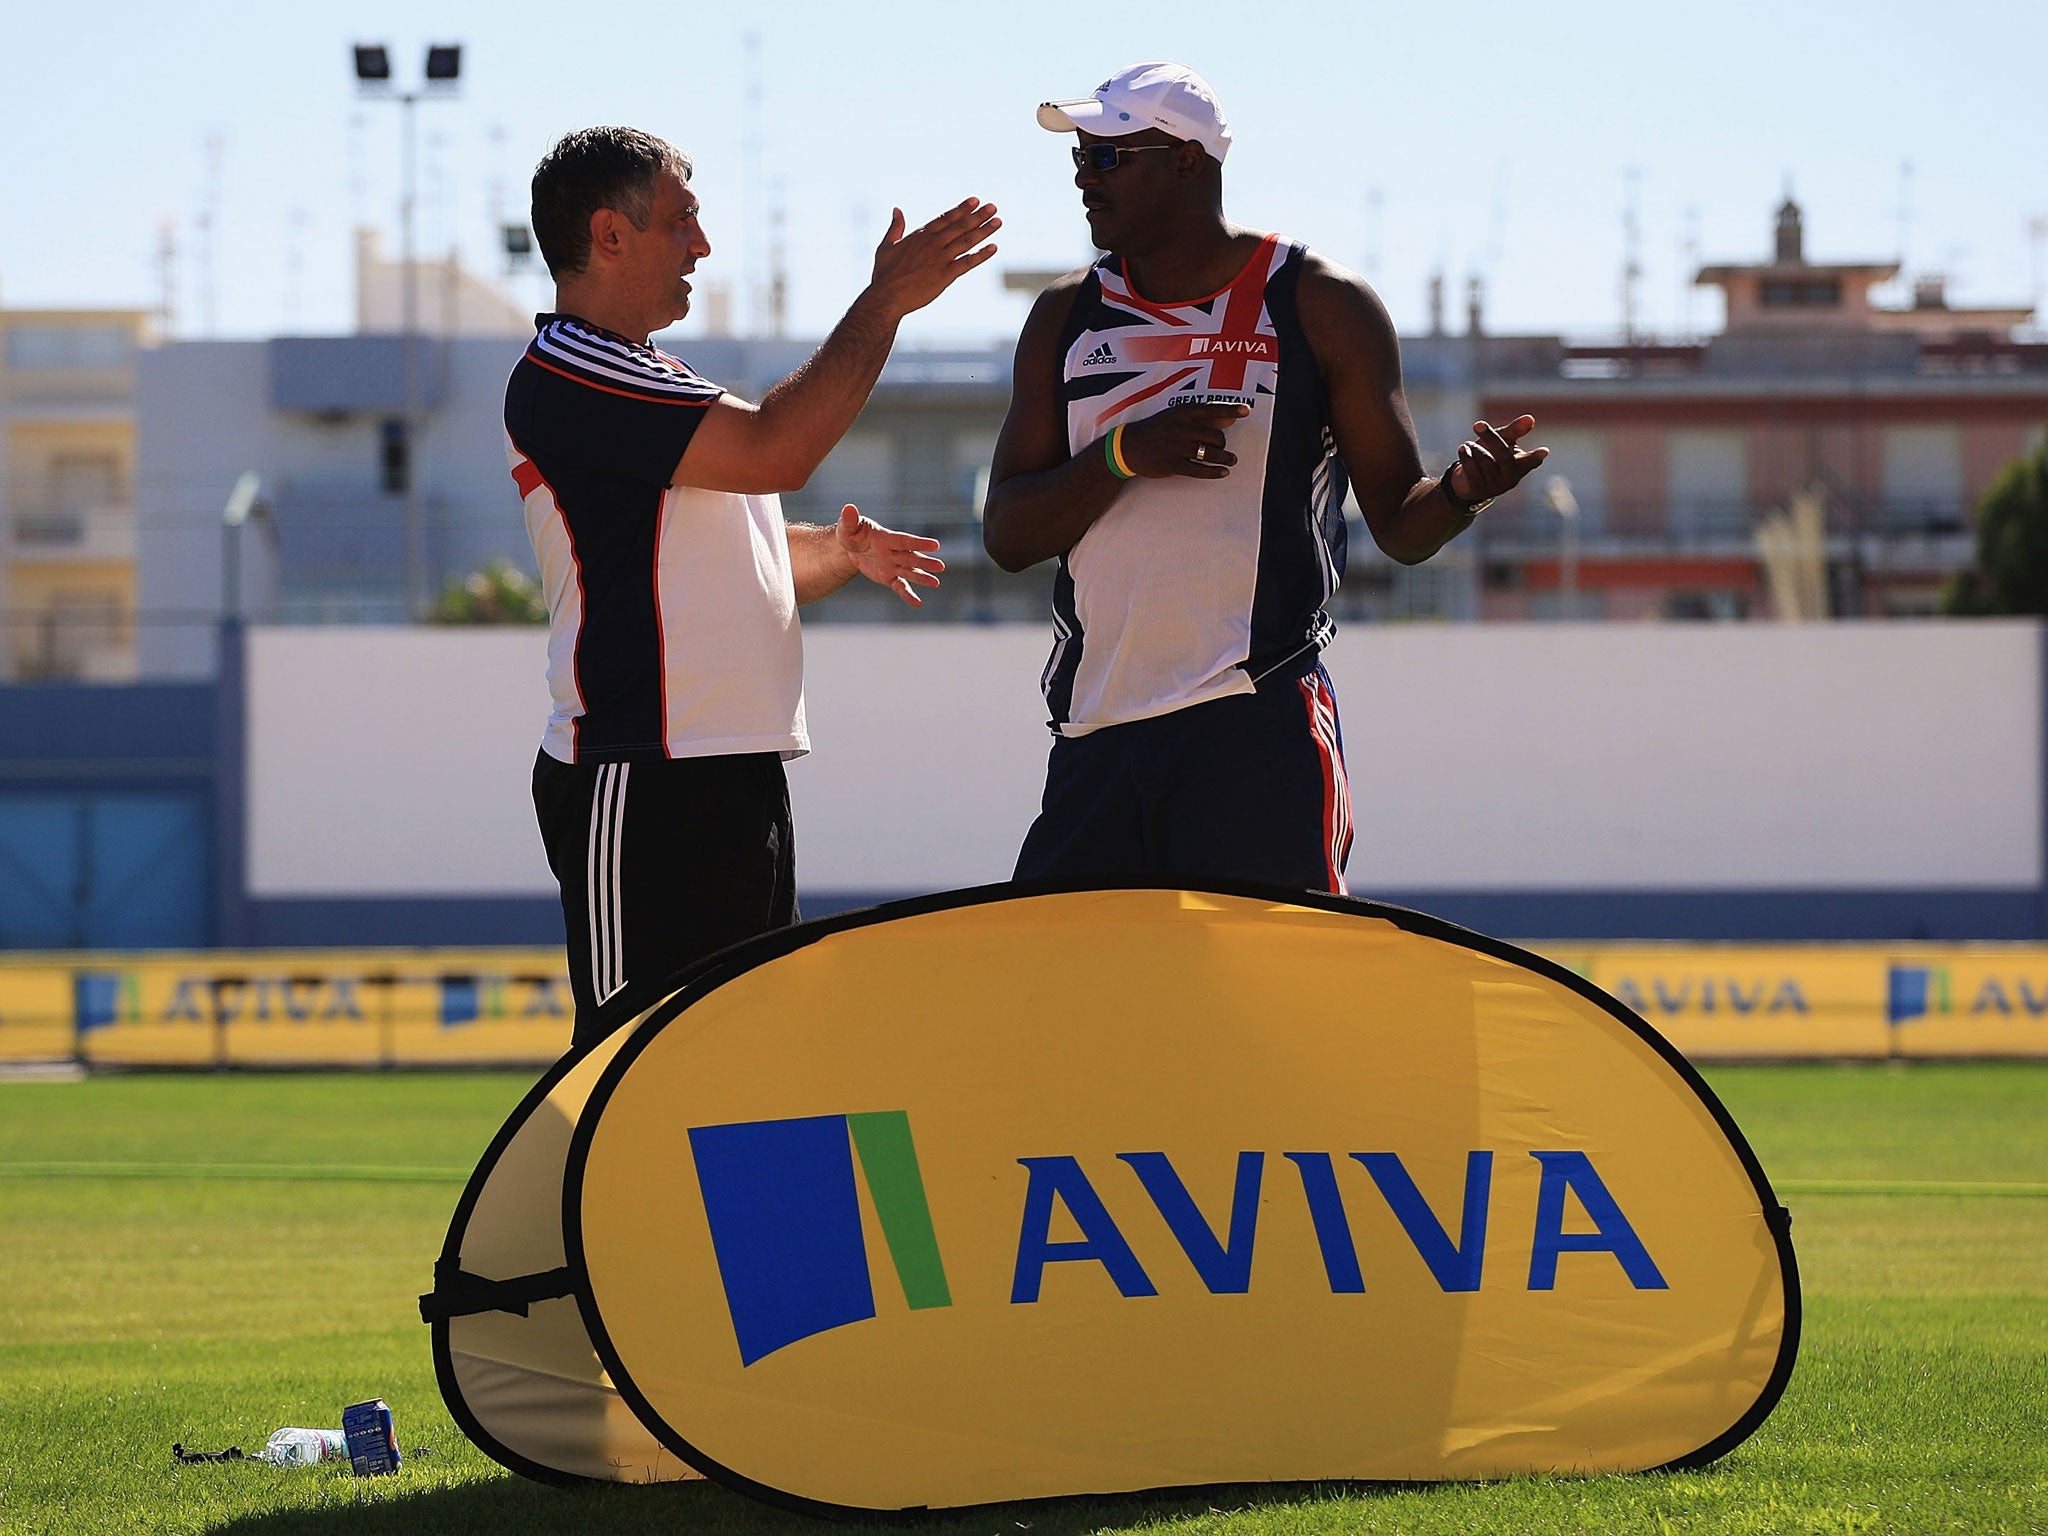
[1104,424,1136,480]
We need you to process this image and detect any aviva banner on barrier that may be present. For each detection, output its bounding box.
[5,941,2046,1066]
[1540,944,2048,1059]
[0,951,572,1066]
[425,885,1799,1513]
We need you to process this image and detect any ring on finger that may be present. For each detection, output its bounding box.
[1195,445,1209,462]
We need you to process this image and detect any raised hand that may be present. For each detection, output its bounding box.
[866,199,1002,319]
[1117,402,1252,480]
[1449,415,1548,502]
[834,504,945,607]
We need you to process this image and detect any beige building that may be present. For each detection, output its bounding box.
[0,308,153,680]
[353,228,529,339]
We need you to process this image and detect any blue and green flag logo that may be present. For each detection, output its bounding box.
[1887,964,1950,1025]
[689,1111,950,1365]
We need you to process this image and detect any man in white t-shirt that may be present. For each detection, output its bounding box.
[508,126,998,1046]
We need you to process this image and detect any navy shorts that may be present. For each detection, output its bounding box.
[1014,660,1354,894]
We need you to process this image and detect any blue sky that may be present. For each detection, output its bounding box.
[7,0,2043,347]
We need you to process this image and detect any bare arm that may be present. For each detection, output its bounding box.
[787,506,944,607]
[674,200,1001,495]
[982,274,1251,573]
[1297,256,1545,565]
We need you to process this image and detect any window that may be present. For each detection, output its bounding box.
[806,433,895,519]
[1665,590,1748,621]
[5,323,136,369]
[52,454,121,511]
[1759,280,1841,308]
[1880,426,1964,532]
[1666,431,1748,541]
[1527,590,1608,620]
[1881,588,1943,618]
[1529,432,1607,535]
[379,418,409,494]
[17,592,127,680]
[951,429,1001,518]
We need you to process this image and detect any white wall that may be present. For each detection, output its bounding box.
[1333,622,2040,889]
[246,628,554,896]
[244,620,2044,899]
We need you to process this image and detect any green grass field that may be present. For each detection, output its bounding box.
[1,1065,2042,1536]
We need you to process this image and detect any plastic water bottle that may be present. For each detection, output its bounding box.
[257,1427,348,1466]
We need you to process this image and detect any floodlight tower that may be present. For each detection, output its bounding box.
[353,42,462,619]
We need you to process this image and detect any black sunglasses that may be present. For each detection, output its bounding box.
[1071,142,1172,172]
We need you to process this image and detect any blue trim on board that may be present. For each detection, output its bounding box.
[232,884,2046,948]
[243,896,567,948]
[0,680,216,765]
[812,888,2047,941]
[1359,888,2045,943]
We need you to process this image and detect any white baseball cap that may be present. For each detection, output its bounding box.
[1037,62,1232,164]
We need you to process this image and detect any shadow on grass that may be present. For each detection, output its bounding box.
[208,1472,1410,1536]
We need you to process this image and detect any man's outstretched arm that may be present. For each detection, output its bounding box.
[1298,256,1547,566]
[675,199,1001,495]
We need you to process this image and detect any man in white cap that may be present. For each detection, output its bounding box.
[984,62,1547,894]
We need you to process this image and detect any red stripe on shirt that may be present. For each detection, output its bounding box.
[1204,235,1281,393]
[1298,673,1350,896]
[509,437,588,760]
[1102,365,1202,425]
[526,351,718,406]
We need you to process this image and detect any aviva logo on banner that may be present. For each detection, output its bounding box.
[692,1116,1670,1370]
[1887,963,1951,1025]
[689,1111,951,1365]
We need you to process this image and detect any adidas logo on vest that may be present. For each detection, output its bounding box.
[1079,342,1118,368]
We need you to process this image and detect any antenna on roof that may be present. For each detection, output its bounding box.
[1620,166,1643,344]
[155,218,178,337]
[768,179,789,339]
[196,132,224,337]
[1680,204,1701,340]
[743,30,765,335]
[2029,214,2048,328]
[1896,160,1915,276]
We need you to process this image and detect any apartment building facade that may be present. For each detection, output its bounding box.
[1471,198,2046,620]
[0,308,153,680]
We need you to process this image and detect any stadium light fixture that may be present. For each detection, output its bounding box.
[502,224,535,273]
[350,41,465,619]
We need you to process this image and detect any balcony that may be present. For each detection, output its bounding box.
[1476,495,1974,561]
[4,499,137,564]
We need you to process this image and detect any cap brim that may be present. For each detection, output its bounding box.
[1037,97,1115,134]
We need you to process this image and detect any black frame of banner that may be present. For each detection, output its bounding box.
[431,878,1802,1513]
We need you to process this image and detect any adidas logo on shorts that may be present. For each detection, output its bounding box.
[1079,342,1118,368]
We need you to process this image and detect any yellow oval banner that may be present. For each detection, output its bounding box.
[557,885,1797,1514]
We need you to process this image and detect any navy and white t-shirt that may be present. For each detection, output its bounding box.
[1045,235,1347,735]
[504,314,807,764]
